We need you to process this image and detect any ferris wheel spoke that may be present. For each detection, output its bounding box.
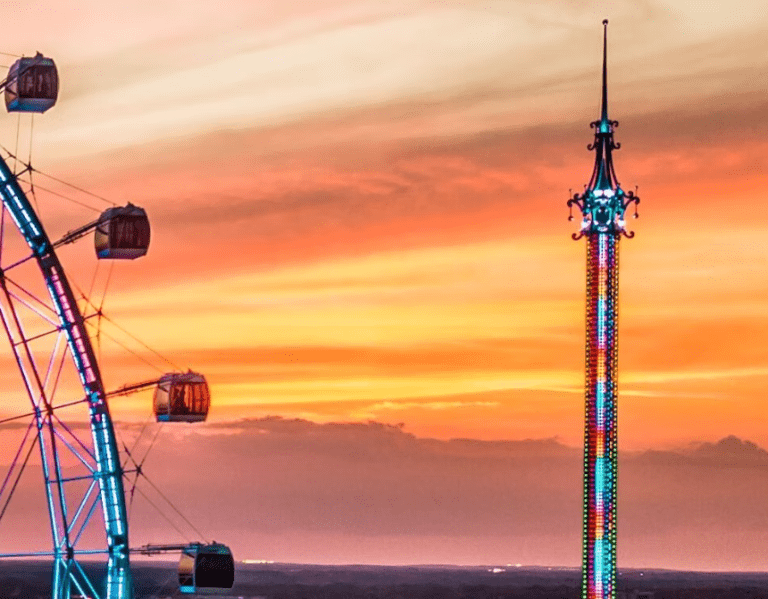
[50,405,96,448]
[0,414,34,481]
[51,416,97,465]
[52,558,70,599]
[128,483,190,541]
[5,284,59,327]
[0,279,88,436]
[51,559,65,599]
[50,423,96,472]
[0,430,39,529]
[0,302,43,409]
[0,550,58,557]
[0,397,87,433]
[50,473,97,485]
[2,251,36,274]
[0,548,111,557]
[70,557,103,599]
[41,332,67,399]
[36,416,87,557]
[0,417,35,508]
[71,493,101,548]
[37,427,62,550]
[55,558,79,599]
[4,272,59,317]
[11,322,63,347]
[26,328,65,396]
[45,455,73,554]
[65,478,98,537]
[0,276,55,411]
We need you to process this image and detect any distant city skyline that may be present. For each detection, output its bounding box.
[0,0,766,571]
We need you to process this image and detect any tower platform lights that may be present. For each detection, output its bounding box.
[566,20,640,599]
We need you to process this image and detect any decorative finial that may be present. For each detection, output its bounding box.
[566,20,640,239]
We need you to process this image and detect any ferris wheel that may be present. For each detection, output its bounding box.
[0,55,233,598]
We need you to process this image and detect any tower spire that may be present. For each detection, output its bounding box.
[601,19,609,125]
[566,19,638,239]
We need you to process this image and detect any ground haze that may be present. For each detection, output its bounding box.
[3,561,768,598]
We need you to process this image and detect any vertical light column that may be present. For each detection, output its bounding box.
[582,232,619,599]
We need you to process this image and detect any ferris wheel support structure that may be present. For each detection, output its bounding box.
[0,152,132,597]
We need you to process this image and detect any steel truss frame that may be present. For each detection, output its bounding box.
[0,151,132,599]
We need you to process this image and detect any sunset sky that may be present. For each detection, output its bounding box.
[1,0,768,571]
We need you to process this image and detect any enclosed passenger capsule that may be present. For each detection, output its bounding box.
[94,204,150,259]
[5,53,59,113]
[153,372,210,423]
[178,543,235,594]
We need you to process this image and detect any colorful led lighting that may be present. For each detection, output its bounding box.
[567,20,640,599]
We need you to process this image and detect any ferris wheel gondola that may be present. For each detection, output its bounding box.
[153,372,211,423]
[107,371,212,423]
[134,542,235,594]
[4,53,58,113]
[94,204,150,259]
[53,202,151,260]
[179,542,235,593]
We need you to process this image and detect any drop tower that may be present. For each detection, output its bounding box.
[567,20,640,599]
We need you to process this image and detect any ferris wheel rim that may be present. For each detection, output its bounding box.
[0,149,133,598]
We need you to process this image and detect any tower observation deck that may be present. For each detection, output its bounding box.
[567,20,640,599]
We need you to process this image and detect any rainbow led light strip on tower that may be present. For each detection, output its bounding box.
[567,20,640,599]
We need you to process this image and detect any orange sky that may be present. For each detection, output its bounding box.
[1,0,768,569]
[38,0,768,452]
[0,0,765,449]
